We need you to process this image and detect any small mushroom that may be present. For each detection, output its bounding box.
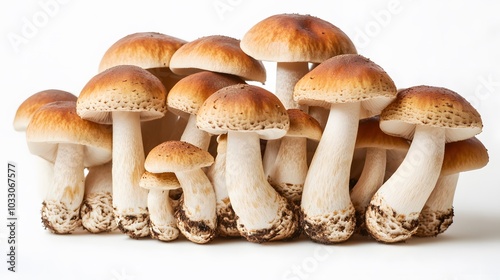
[145,141,216,244]
[139,171,181,241]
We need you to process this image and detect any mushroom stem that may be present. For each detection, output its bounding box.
[112,111,149,238]
[301,102,359,243]
[148,189,179,241]
[180,114,211,150]
[366,125,445,242]
[226,131,298,242]
[276,62,309,110]
[415,173,459,237]
[36,157,54,200]
[42,143,84,234]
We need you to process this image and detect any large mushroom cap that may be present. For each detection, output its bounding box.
[14,89,77,132]
[241,13,357,63]
[26,101,112,167]
[77,65,167,124]
[355,116,409,150]
[286,109,322,141]
[196,84,290,140]
[293,54,397,118]
[145,141,214,173]
[98,32,187,71]
[169,35,266,83]
[441,137,489,176]
[139,171,181,191]
[380,86,483,142]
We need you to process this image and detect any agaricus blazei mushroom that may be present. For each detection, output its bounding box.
[26,101,112,234]
[293,54,397,243]
[80,161,117,233]
[365,86,483,243]
[197,84,300,243]
[77,65,168,238]
[267,109,322,205]
[145,141,217,244]
[350,116,409,234]
[139,171,181,241]
[415,136,489,237]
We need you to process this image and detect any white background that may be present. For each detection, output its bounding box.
[1,1,500,279]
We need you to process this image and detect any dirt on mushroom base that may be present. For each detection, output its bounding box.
[41,201,81,234]
[216,201,239,237]
[80,192,116,233]
[300,205,356,244]
[175,196,216,243]
[416,207,454,237]
[116,210,150,239]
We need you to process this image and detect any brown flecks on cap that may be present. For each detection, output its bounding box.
[286,109,322,141]
[145,141,214,173]
[301,204,355,244]
[355,116,409,150]
[440,137,489,176]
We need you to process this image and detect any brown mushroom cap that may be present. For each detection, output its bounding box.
[286,109,322,141]
[139,171,181,190]
[355,116,409,150]
[26,101,112,167]
[241,13,357,63]
[169,35,266,83]
[14,89,77,132]
[145,141,214,173]
[380,86,483,142]
[196,84,289,140]
[77,65,167,124]
[440,137,489,176]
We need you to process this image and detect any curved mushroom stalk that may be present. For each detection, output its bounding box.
[42,143,85,234]
[80,161,117,233]
[148,189,179,241]
[180,114,211,150]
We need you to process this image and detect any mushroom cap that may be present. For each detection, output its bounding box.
[286,109,322,141]
[139,171,181,190]
[167,71,245,118]
[355,116,409,150]
[169,35,266,83]
[145,141,214,173]
[293,54,397,118]
[98,32,187,72]
[13,89,77,132]
[380,86,483,142]
[77,65,167,124]
[440,137,489,176]
[26,101,112,167]
[240,13,357,63]
[196,84,289,140]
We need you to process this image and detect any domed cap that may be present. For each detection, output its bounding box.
[196,84,289,140]
[241,13,357,63]
[169,35,266,83]
[440,137,489,176]
[355,116,409,150]
[380,86,483,142]
[293,54,397,118]
[145,141,214,173]
[77,65,167,124]
[139,171,181,190]
[286,109,322,141]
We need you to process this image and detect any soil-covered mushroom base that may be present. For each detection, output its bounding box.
[80,192,117,233]
[41,201,81,234]
[115,208,150,239]
[301,204,355,244]
[415,206,454,237]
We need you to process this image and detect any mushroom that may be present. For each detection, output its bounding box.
[139,171,181,241]
[167,71,244,150]
[145,141,216,244]
[77,65,168,238]
[26,101,112,234]
[349,116,409,234]
[293,54,397,243]
[416,136,489,237]
[267,109,322,205]
[80,161,117,233]
[197,84,300,243]
[98,32,187,155]
[365,86,483,243]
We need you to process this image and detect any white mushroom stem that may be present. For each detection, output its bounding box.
[180,114,211,150]
[42,143,84,233]
[36,157,54,200]
[276,62,309,110]
[112,111,149,237]
[175,169,216,225]
[148,189,179,241]
[424,173,459,213]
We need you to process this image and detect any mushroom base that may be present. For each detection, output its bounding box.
[269,179,303,206]
[81,192,117,233]
[301,204,355,244]
[365,194,419,243]
[115,208,150,239]
[41,200,81,234]
[150,221,180,242]
[415,206,454,237]
[176,197,216,244]
[216,200,240,237]
[237,196,300,243]
[354,207,369,236]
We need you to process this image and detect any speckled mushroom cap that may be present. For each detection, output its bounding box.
[380,86,483,142]
[77,65,167,124]
[293,54,397,118]
[196,84,290,140]
[240,13,357,63]
[286,109,322,141]
[26,101,112,167]
[355,116,409,150]
[440,136,489,176]
[169,35,266,83]
[167,71,245,118]
[145,141,214,173]
[14,89,77,132]
[139,171,181,190]
[98,32,187,72]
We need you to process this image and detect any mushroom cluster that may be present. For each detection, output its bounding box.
[14,13,488,244]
